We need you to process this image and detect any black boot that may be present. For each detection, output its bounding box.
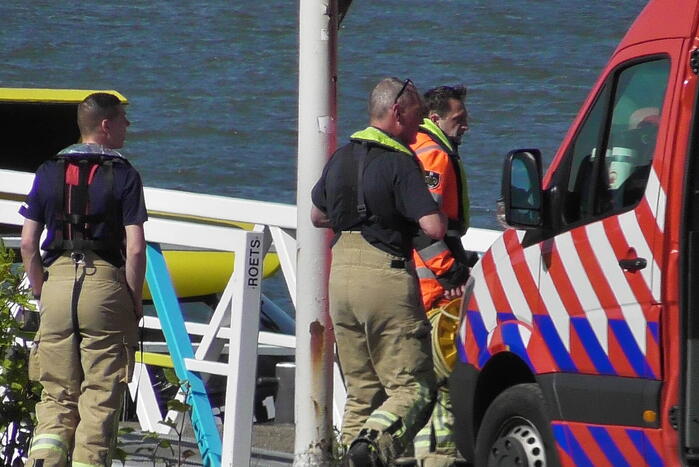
[343,429,385,467]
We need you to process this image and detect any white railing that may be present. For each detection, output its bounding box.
[0,168,503,463]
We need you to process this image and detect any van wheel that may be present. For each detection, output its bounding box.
[475,383,559,467]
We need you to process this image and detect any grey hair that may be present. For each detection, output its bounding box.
[368,77,412,121]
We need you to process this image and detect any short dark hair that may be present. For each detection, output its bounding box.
[77,92,122,136]
[423,85,467,117]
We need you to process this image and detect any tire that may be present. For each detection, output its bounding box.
[475,383,560,467]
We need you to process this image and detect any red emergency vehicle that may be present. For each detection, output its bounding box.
[450,1,699,465]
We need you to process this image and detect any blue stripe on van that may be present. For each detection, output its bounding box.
[626,428,663,467]
[497,311,515,323]
[608,319,655,379]
[455,331,468,363]
[466,310,488,352]
[648,321,659,343]
[466,310,491,367]
[553,424,594,467]
[534,315,577,372]
[501,322,534,371]
[588,426,629,467]
[570,317,616,375]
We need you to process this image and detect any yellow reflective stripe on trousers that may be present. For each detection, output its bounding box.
[29,433,68,457]
[72,462,101,467]
[413,432,432,449]
[367,410,399,429]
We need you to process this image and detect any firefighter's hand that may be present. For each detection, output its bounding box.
[133,300,144,321]
[444,284,466,300]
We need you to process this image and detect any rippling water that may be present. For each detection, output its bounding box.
[1,0,646,229]
[1,1,646,310]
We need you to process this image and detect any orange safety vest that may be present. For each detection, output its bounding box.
[410,120,470,310]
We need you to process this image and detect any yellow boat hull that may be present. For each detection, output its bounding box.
[142,250,280,300]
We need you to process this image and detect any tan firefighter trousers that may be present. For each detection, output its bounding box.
[27,251,138,467]
[330,232,436,459]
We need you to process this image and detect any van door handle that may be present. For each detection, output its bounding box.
[619,257,647,271]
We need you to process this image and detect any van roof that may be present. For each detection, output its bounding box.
[616,0,699,52]
[0,88,127,104]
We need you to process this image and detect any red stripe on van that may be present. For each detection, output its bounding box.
[602,215,655,310]
[481,249,511,315]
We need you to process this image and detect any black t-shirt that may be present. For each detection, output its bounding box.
[312,136,438,257]
[19,149,148,267]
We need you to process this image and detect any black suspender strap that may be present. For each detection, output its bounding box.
[71,159,91,242]
[356,142,369,220]
[102,158,116,237]
[53,159,66,246]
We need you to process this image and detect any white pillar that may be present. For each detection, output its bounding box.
[294,0,338,465]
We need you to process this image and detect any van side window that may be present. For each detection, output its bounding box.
[559,58,670,227]
[562,85,610,224]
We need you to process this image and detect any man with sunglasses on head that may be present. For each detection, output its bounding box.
[312,77,446,466]
[410,85,474,467]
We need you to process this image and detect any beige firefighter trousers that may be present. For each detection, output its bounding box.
[330,232,436,457]
[27,252,138,467]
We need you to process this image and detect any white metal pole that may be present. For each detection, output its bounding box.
[295,0,338,465]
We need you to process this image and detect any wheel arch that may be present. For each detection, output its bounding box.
[451,351,537,462]
[475,351,536,437]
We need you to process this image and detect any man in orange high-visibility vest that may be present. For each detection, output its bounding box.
[410,85,474,467]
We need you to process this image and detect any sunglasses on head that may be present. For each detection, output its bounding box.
[394,79,414,105]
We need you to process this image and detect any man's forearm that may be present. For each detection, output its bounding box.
[21,244,44,298]
[20,219,45,298]
[124,224,147,318]
[125,250,146,304]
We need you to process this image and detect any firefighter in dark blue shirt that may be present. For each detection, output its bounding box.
[312,78,446,466]
[20,92,147,467]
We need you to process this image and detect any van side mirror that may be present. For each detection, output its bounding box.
[502,149,544,229]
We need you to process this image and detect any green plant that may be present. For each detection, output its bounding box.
[116,368,196,466]
[0,240,42,466]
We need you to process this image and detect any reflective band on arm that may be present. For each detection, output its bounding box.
[415,144,442,155]
[417,240,450,262]
[416,266,438,279]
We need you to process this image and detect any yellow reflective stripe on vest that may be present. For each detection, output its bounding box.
[418,119,470,227]
[419,119,454,153]
[29,433,68,457]
[350,127,413,156]
[458,159,470,229]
